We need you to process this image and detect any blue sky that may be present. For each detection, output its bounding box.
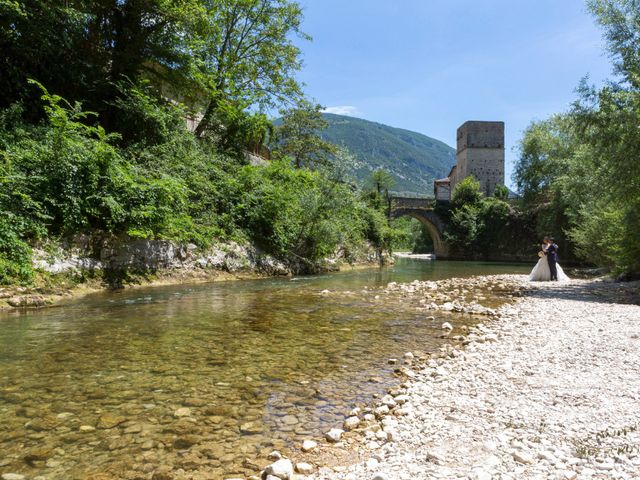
[295,0,612,189]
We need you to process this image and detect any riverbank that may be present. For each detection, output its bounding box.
[0,240,384,312]
[286,276,640,480]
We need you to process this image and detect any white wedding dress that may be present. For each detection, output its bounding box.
[528,244,570,282]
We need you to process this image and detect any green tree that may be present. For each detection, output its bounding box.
[275,100,337,169]
[451,176,483,209]
[193,0,309,137]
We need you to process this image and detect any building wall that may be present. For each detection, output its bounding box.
[453,121,504,197]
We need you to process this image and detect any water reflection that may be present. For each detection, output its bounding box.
[0,260,529,478]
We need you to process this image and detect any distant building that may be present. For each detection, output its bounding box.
[434,121,505,200]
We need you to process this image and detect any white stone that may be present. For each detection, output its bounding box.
[366,457,379,469]
[441,322,453,330]
[295,462,314,474]
[343,416,360,430]
[2,475,25,480]
[374,405,390,417]
[325,428,344,443]
[301,440,317,452]
[263,458,294,479]
[267,450,282,460]
[512,450,534,464]
[173,407,191,417]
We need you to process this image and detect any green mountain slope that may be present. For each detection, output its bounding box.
[319,113,456,194]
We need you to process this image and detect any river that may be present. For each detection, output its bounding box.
[0,259,531,479]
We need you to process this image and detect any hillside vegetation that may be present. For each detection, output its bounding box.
[319,114,456,194]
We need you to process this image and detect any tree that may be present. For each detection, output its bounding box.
[494,184,509,200]
[275,100,337,169]
[451,176,483,209]
[193,0,309,137]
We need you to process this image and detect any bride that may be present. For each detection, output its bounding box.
[529,237,569,282]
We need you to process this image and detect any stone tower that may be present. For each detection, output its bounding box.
[454,121,504,196]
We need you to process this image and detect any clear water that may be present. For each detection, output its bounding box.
[0,260,530,479]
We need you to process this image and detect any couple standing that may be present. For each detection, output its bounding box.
[529,236,569,282]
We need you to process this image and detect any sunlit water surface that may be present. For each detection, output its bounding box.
[0,260,530,479]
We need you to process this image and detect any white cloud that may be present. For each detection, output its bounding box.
[321,105,361,116]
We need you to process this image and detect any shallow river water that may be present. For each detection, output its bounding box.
[0,260,530,479]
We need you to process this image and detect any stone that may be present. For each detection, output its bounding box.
[374,405,389,417]
[366,457,379,469]
[301,440,317,452]
[96,414,126,429]
[79,425,96,432]
[173,407,192,418]
[281,415,298,425]
[372,475,388,480]
[512,450,534,464]
[325,428,344,443]
[263,458,294,479]
[2,475,25,480]
[295,462,314,474]
[267,451,282,460]
[343,416,360,430]
[441,322,453,330]
[240,421,263,434]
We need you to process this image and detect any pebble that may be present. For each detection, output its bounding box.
[301,440,317,452]
[306,276,640,480]
[325,428,344,443]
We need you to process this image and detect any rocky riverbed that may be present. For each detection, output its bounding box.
[260,276,640,480]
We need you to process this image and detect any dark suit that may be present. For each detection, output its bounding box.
[546,242,558,281]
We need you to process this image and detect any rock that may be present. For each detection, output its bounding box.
[301,440,317,452]
[325,428,344,443]
[240,421,263,434]
[295,462,314,474]
[96,414,126,429]
[374,405,389,417]
[375,430,388,442]
[343,416,360,430]
[512,450,534,464]
[366,457,379,469]
[441,322,453,330]
[1,475,25,480]
[380,394,397,408]
[172,435,199,449]
[262,458,294,479]
[79,425,96,432]
[281,415,298,425]
[372,475,388,480]
[267,451,282,460]
[173,407,192,418]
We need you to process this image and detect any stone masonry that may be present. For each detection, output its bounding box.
[434,121,505,199]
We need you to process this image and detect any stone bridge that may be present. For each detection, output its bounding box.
[389,196,448,258]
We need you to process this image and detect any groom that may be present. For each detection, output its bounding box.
[545,236,559,281]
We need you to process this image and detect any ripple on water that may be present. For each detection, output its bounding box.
[0,260,528,478]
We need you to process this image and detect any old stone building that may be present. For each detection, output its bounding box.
[434,121,505,200]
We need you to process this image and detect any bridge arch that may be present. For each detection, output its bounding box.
[389,197,448,258]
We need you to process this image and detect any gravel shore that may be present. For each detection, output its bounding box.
[307,276,640,480]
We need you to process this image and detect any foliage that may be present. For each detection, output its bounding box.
[451,176,483,209]
[494,184,510,200]
[232,160,377,269]
[444,177,520,257]
[192,0,309,136]
[512,0,640,273]
[274,100,337,169]
[391,217,434,253]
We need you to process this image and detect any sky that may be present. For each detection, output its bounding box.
[294,0,613,189]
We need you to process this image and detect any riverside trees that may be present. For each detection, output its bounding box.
[514,0,640,273]
[0,0,394,285]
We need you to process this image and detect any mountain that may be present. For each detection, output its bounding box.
[319,113,456,195]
